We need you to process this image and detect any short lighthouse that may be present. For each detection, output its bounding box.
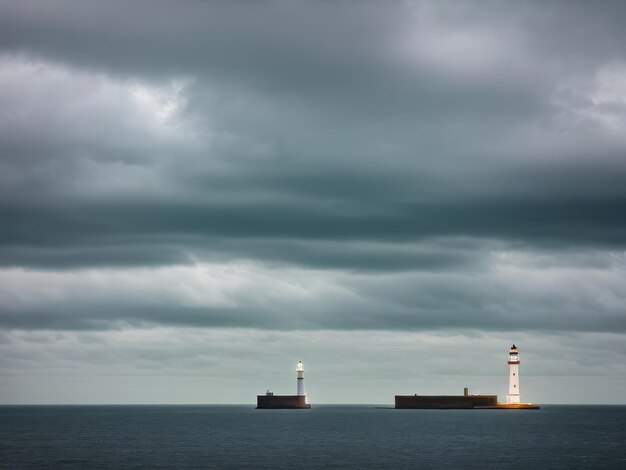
[256,361,311,409]
[507,344,520,404]
[297,361,305,397]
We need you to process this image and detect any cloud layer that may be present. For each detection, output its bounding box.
[1,0,625,403]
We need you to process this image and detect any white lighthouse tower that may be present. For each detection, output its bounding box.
[507,344,521,404]
[296,361,305,397]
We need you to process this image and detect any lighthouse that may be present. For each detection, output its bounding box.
[256,361,311,409]
[507,344,520,404]
[297,361,305,396]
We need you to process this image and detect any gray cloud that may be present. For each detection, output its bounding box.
[0,251,624,333]
[1,197,625,273]
[1,0,625,311]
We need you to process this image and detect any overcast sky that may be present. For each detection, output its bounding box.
[1,0,625,404]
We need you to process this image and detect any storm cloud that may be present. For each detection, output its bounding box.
[1,0,625,403]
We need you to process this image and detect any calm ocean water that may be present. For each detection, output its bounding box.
[1,405,625,469]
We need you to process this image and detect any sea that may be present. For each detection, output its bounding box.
[1,405,625,469]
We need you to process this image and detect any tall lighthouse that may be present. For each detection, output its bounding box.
[297,361,305,396]
[507,344,521,404]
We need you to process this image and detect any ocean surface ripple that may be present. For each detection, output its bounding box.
[1,405,625,469]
